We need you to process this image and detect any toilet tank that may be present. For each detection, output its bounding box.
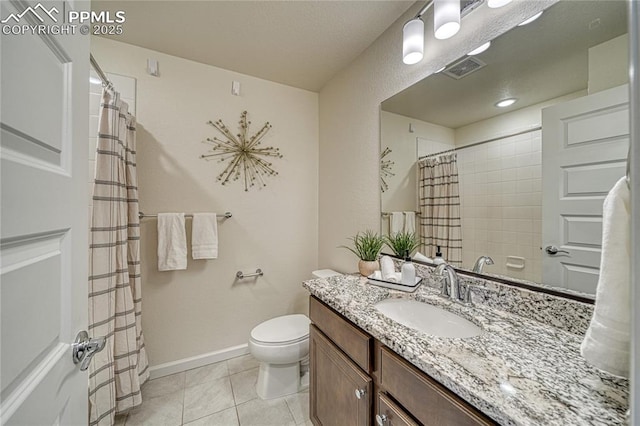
[312,269,341,279]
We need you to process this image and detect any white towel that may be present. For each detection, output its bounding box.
[580,177,631,377]
[192,213,218,259]
[413,252,433,263]
[380,256,396,281]
[403,211,416,234]
[157,213,187,271]
[390,212,403,235]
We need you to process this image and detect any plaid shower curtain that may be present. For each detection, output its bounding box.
[418,153,463,265]
[88,89,149,425]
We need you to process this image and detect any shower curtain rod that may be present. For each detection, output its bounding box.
[418,126,542,160]
[90,53,113,90]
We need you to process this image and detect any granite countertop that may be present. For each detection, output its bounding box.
[303,274,629,426]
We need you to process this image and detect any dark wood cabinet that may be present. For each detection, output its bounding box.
[309,296,496,426]
[310,325,372,426]
[379,347,493,426]
[376,393,418,426]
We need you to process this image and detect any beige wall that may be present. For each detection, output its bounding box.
[588,34,629,94]
[318,1,556,272]
[91,37,319,366]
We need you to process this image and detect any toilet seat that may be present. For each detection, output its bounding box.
[250,314,310,345]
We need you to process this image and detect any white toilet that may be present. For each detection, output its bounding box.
[249,269,341,399]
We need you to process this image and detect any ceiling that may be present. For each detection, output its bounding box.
[381,0,628,129]
[92,0,415,92]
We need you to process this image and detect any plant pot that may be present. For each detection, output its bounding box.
[358,260,379,277]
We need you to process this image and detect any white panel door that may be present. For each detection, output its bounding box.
[542,85,629,293]
[1,0,90,424]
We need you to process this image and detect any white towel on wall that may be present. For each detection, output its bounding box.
[403,211,416,234]
[157,213,187,271]
[192,213,218,259]
[390,212,404,235]
[580,177,631,377]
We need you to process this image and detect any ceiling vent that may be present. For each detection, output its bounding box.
[443,56,486,80]
[460,0,484,18]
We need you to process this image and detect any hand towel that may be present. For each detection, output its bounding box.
[390,212,403,236]
[413,252,433,263]
[580,177,631,377]
[157,213,187,271]
[380,256,396,281]
[403,211,416,234]
[192,213,218,259]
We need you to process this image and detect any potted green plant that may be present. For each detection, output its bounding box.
[384,231,420,259]
[340,230,385,276]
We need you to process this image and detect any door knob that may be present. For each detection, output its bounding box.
[354,388,366,399]
[376,414,388,425]
[545,245,570,255]
[72,331,106,371]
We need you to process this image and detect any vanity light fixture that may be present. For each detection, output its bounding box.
[495,98,517,108]
[434,0,461,40]
[518,11,543,26]
[403,17,425,64]
[403,0,483,64]
[468,41,491,55]
[487,0,512,8]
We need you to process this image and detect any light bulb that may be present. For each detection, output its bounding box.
[403,18,424,65]
[518,11,543,26]
[487,0,512,8]
[468,41,491,55]
[434,0,461,40]
[495,98,517,108]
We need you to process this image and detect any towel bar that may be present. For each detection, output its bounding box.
[139,211,232,219]
[236,269,263,279]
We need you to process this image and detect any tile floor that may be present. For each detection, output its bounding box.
[115,354,312,426]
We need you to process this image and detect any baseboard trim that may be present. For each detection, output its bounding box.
[148,344,250,380]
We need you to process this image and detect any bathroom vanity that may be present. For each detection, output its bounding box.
[304,271,629,425]
[309,296,493,425]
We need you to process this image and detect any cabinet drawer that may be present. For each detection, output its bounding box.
[309,296,372,372]
[380,347,495,426]
[377,393,418,426]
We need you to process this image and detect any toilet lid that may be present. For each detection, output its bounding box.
[250,314,310,344]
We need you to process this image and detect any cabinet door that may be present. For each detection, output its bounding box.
[376,393,418,426]
[310,325,372,426]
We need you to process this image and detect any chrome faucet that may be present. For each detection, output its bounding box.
[435,263,469,303]
[472,256,494,273]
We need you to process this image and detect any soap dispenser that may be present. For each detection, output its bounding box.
[433,246,446,265]
[401,250,416,285]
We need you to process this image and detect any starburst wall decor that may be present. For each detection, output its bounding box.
[380,146,395,192]
[200,111,282,191]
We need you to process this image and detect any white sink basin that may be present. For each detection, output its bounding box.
[374,299,483,339]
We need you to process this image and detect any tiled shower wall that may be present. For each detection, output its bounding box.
[457,130,542,282]
[88,71,137,209]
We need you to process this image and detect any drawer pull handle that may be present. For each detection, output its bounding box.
[355,388,366,399]
[376,414,388,425]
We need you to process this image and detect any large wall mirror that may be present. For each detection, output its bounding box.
[380,0,629,298]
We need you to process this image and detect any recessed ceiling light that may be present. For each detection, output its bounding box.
[468,41,491,56]
[518,11,543,26]
[495,98,517,108]
[89,76,102,85]
[435,66,446,73]
[487,0,512,8]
